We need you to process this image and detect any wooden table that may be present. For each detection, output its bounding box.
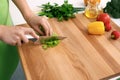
[18,14,120,80]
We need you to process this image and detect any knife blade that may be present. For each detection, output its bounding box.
[25,35,66,44]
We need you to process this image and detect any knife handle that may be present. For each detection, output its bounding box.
[21,35,37,43]
[28,38,37,42]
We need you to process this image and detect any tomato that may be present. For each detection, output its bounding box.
[96,13,110,25]
[104,23,112,31]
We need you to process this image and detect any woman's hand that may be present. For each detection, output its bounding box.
[0,26,39,46]
[27,15,53,36]
[12,0,53,36]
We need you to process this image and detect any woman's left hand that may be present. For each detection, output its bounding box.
[27,15,53,36]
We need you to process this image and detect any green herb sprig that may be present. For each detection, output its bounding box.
[38,0,85,21]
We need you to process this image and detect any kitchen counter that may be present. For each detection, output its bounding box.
[18,14,120,80]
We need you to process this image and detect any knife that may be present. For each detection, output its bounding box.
[25,35,66,44]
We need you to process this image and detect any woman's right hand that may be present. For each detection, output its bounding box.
[0,25,39,46]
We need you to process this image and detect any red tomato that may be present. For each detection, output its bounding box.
[105,23,112,31]
[96,13,110,25]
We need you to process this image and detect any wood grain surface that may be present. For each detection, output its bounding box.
[18,14,120,80]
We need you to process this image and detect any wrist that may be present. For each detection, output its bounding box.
[24,13,34,23]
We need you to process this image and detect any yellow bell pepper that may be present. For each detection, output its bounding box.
[88,21,105,35]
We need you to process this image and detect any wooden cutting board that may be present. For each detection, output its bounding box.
[18,14,120,80]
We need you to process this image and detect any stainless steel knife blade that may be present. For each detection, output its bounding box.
[25,35,67,44]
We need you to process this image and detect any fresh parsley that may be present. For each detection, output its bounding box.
[38,0,85,21]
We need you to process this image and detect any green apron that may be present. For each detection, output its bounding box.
[0,0,19,80]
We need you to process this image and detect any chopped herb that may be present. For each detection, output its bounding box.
[41,36,60,50]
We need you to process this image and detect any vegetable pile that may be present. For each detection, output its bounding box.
[104,0,120,18]
[38,0,85,21]
[40,36,60,50]
[88,13,111,35]
[88,12,120,40]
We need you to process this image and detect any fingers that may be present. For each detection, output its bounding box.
[41,23,49,36]
[11,41,17,46]
[10,37,21,46]
[27,15,53,36]
[46,21,53,36]
[14,27,39,46]
[20,27,39,42]
[40,17,53,36]
[19,33,29,43]
[25,27,40,39]
[39,18,49,36]
[16,37,22,46]
[32,26,44,35]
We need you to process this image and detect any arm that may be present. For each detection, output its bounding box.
[12,0,53,36]
[12,0,34,22]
